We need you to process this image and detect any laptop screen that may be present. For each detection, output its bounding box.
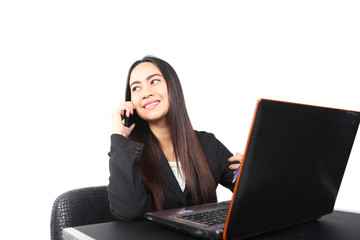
[224,99,360,239]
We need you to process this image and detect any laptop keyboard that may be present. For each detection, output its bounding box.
[176,208,229,226]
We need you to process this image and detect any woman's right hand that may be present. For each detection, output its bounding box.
[112,101,136,138]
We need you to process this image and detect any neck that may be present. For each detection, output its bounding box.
[150,120,171,144]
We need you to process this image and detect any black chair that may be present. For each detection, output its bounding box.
[50,186,117,240]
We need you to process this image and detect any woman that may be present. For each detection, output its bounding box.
[108,56,242,220]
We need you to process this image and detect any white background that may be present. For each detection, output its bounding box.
[1,1,359,239]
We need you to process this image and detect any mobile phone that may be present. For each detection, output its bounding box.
[123,110,136,128]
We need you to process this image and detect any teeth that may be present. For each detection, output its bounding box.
[145,101,159,109]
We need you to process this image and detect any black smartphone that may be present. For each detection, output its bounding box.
[123,110,136,128]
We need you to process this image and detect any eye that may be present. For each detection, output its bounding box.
[132,86,141,92]
[151,79,160,85]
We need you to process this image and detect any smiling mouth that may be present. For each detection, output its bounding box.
[144,101,160,110]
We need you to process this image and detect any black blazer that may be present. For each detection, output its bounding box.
[107,131,235,221]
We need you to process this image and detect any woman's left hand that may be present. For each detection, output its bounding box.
[228,152,243,174]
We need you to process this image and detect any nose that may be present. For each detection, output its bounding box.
[142,91,153,99]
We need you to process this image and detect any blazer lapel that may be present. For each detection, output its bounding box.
[161,152,187,205]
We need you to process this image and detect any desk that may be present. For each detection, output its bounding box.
[63,210,360,240]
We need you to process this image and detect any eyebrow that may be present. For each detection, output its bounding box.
[130,74,162,87]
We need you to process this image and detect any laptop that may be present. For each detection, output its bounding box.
[145,99,360,240]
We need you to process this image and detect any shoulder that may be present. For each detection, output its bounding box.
[194,130,220,149]
[195,130,216,142]
[194,130,231,157]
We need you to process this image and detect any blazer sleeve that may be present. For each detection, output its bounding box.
[196,131,236,192]
[214,134,236,191]
[107,134,151,220]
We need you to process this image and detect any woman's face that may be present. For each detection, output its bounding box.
[129,62,170,125]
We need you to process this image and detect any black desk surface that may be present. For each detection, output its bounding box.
[69,210,360,240]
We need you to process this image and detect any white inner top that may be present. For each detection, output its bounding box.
[168,161,186,192]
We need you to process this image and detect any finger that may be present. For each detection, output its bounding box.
[117,103,132,118]
[130,102,135,114]
[125,102,136,116]
[229,152,244,162]
[229,164,240,170]
[117,101,134,111]
[236,152,244,160]
[126,106,131,118]
[228,155,242,162]
[128,123,136,131]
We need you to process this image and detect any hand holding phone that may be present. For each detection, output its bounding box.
[112,102,136,137]
[123,110,136,128]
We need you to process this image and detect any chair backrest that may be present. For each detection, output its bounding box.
[50,186,117,240]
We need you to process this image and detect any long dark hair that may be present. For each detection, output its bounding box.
[125,56,217,210]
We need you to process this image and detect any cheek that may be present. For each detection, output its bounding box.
[131,95,141,109]
[162,95,171,111]
[160,86,169,100]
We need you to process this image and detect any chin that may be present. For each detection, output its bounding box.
[146,114,169,125]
